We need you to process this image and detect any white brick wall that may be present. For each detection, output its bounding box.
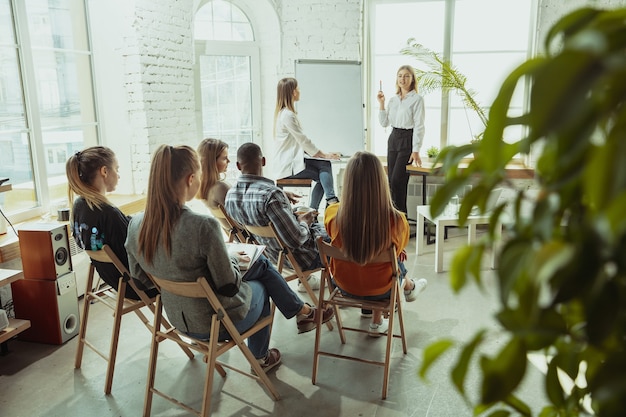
[123,0,196,193]
[96,0,620,193]
[276,0,362,74]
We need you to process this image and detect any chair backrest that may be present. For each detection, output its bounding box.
[85,245,153,304]
[208,204,251,243]
[316,237,398,280]
[148,274,208,300]
[244,222,301,273]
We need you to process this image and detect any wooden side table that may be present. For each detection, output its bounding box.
[0,269,31,354]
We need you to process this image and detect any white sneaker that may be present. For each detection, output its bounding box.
[368,318,389,338]
[404,278,427,302]
[297,275,320,293]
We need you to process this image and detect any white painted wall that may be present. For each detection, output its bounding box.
[86,0,622,194]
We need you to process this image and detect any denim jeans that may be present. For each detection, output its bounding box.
[187,256,305,359]
[286,158,336,210]
[245,256,304,319]
[185,280,270,359]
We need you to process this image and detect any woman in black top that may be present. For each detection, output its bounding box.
[66,146,156,300]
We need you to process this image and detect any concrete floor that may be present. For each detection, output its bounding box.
[0,227,548,417]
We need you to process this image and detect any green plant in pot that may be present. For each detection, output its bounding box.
[420,7,626,416]
[426,146,440,160]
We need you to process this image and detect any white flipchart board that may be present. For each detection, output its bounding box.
[294,60,365,157]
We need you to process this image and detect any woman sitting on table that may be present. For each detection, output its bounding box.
[324,151,427,337]
[274,77,341,210]
[125,145,333,372]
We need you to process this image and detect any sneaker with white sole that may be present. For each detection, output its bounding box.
[404,278,427,302]
[251,348,281,375]
[297,275,320,293]
[368,318,389,338]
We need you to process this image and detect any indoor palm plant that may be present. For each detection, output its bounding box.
[419,6,626,417]
[401,40,487,146]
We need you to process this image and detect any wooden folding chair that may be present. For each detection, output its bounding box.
[313,237,407,399]
[143,274,280,417]
[74,245,193,394]
[244,222,332,330]
[207,203,251,243]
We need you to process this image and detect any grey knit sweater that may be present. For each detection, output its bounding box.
[125,206,252,335]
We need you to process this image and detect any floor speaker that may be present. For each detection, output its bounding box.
[11,272,80,344]
[18,222,72,280]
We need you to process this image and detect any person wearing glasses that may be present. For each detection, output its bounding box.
[376,65,425,216]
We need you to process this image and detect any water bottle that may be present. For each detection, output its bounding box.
[451,195,459,215]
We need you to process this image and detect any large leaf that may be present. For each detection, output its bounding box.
[419,339,455,380]
[451,330,486,396]
[481,338,527,404]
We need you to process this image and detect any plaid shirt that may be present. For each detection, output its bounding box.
[225,174,319,270]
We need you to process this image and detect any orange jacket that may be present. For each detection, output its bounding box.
[324,204,409,296]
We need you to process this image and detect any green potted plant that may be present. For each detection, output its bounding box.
[421,6,626,416]
[426,146,440,161]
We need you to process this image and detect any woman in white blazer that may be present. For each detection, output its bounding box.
[274,77,340,210]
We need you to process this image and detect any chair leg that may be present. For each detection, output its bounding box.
[143,297,163,417]
[201,315,221,417]
[104,281,127,395]
[75,265,96,369]
[396,290,408,354]
[300,273,333,331]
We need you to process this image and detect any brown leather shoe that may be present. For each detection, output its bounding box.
[296,305,334,334]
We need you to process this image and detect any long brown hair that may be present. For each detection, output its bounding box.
[138,144,200,264]
[273,77,298,134]
[336,151,404,264]
[197,138,228,201]
[66,146,115,212]
[395,64,418,95]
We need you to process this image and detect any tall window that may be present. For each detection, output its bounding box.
[194,0,260,181]
[369,0,536,157]
[0,0,97,222]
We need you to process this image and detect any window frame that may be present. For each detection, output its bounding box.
[193,0,262,182]
[1,0,99,223]
[366,0,538,164]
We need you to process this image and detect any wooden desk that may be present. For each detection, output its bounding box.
[406,161,535,181]
[0,269,31,352]
[416,205,500,273]
[405,164,432,205]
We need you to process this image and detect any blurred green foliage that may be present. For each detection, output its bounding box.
[410,7,626,417]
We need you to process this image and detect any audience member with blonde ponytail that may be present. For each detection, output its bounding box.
[66,146,157,300]
[125,145,333,372]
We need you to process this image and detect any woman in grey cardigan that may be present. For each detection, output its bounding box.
[125,144,333,372]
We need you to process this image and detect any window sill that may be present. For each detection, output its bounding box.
[0,194,146,263]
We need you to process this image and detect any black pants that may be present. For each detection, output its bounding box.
[387,128,412,214]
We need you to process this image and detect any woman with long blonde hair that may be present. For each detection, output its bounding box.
[197,138,231,209]
[324,151,426,336]
[125,145,333,371]
[376,64,425,215]
[66,146,155,300]
[274,77,341,210]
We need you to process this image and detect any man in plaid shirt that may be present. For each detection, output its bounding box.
[225,142,325,293]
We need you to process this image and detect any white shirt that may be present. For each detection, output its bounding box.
[378,90,425,152]
[274,108,320,179]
